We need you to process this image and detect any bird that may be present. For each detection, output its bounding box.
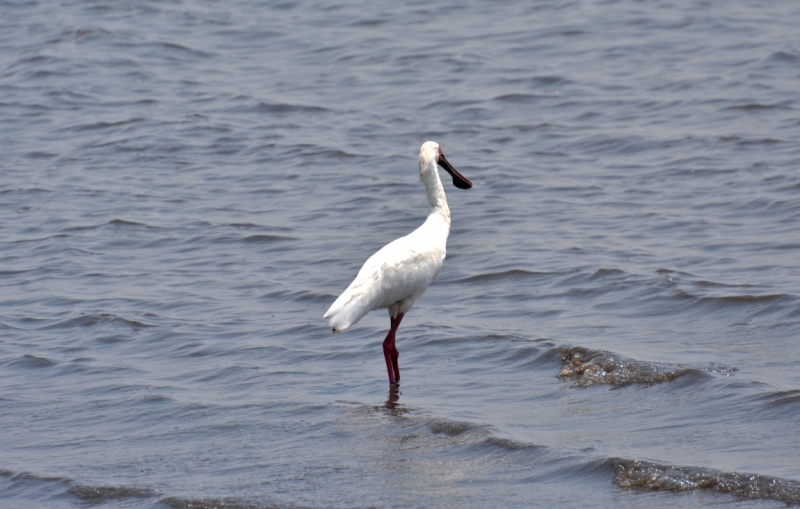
[323,141,472,385]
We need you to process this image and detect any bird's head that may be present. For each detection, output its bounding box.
[419,141,472,190]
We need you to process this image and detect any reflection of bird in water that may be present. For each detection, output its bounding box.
[385,385,401,410]
[323,142,472,384]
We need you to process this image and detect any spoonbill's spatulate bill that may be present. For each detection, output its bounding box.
[323,141,472,385]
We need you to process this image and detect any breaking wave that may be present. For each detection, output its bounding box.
[612,458,800,505]
[557,345,706,387]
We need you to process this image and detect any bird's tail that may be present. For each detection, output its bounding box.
[323,292,371,333]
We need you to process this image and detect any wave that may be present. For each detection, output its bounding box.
[0,233,69,245]
[240,234,292,243]
[557,345,704,387]
[261,289,332,304]
[347,406,554,473]
[757,390,800,419]
[62,218,160,232]
[230,101,329,116]
[160,497,297,509]
[68,483,155,504]
[698,293,790,305]
[2,354,59,369]
[69,117,146,132]
[5,403,800,508]
[365,406,800,505]
[611,458,800,505]
[492,93,551,103]
[724,102,789,112]
[356,405,800,506]
[42,312,155,331]
[454,269,559,284]
[0,468,294,509]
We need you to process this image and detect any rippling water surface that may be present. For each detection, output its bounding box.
[2,1,800,507]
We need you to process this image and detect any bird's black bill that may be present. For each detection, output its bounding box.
[438,153,472,189]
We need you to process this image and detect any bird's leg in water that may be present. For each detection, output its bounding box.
[385,383,401,410]
[382,313,404,384]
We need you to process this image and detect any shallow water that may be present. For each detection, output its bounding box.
[2,0,800,507]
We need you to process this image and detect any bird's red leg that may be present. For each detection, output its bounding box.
[391,313,403,382]
[382,313,404,384]
[382,331,395,385]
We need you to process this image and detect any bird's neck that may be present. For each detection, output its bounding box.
[421,159,451,224]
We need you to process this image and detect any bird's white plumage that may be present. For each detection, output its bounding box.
[323,142,455,333]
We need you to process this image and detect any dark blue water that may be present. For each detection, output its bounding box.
[2,1,800,507]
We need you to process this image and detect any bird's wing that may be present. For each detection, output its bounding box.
[373,240,444,309]
[323,235,444,332]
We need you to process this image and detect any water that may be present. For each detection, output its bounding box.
[2,0,800,507]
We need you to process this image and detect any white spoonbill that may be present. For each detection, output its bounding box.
[323,141,472,384]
